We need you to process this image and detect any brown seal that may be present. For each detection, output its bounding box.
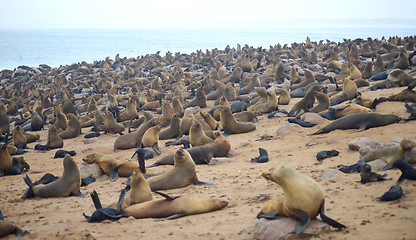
[360,139,413,166]
[290,85,323,113]
[172,96,184,117]
[0,108,10,135]
[239,74,260,95]
[333,104,371,119]
[312,112,401,135]
[200,111,219,130]
[0,213,25,238]
[153,138,231,166]
[309,91,329,113]
[179,108,194,136]
[257,167,346,235]
[184,86,207,108]
[158,100,174,126]
[103,110,125,134]
[12,125,27,148]
[234,111,258,123]
[141,125,162,154]
[114,118,158,150]
[82,153,140,181]
[275,88,291,105]
[46,125,64,149]
[387,88,416,102]
[159,114,181,140]
[219,106,256,134]
[121,191,228,219]
[58,113,82,139]
[117,98,137,123]
[291,69,315,90]
[189,120,215,146]
[329,79,358,101]
[108,169,153,209]
[206,80,226,100]
[147,149,203,190]
[23,154,81,197]
[0,143,12,175]
[251,91,278,114]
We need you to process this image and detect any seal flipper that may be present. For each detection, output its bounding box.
[23,174,35,189]
[91,190,103,209]
[109,164,118,182]
[152,143,161,155]
[132,145,146,173]
[165,212,186,220]
[292,209,311,235]
[318,200,346,229]
[152,190,180,201]
[191,172,214,186]
[257,211,278,219]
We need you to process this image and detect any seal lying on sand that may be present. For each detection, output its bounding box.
[312,113,401,135]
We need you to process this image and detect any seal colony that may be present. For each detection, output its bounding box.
[0,35,416,239]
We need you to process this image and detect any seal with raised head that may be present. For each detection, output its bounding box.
[257,167,346,235]
[58,113,82,139]
[141,125,162,154]
[82,153,140,181]
[159,114,181,140]
[23,154,81,197]
[189,120,215,146]
[219,106,256,134]
[103,110,125,134]
[312,112,401,135]
[46,124,64,149]
[147,148,206,190]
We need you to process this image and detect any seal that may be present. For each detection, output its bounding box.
[234,111,258,123]
[376,185,403,201]
[103,110,125,134]
[121,191,228,219]
[329,79,358,101]
[251,91,278,114]
[200,111,219,130]
[58,113,82,139]
[361,142,404,166]
[0,108,10,135]
[23,154,82,197]
[158,100,173,126]
[219,106,256,134]
[147,148,205,190]
[0,210,25,238]
[114,118,158,150]
[312,112,401,135]
[179,108,194,136]
[257,167,346,235]
[141,125,162,154]
[12,125,27,148]
[108,169,153,209]
[360,164,390,184]
[290,85,323,113]
[275,88,291,105]
[153,138,230,166]
[392,159,416,184]
[189,120,215,146]
[206,80,226,100]
[82,153,140,181]
[309,91,329,113]
[46,124,64,149]
[159,114,180,140]
[172,96,184,117]
[184,86,207,108]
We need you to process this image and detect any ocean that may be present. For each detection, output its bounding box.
[0,26,415,71]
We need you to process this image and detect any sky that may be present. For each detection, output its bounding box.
[1,0,416,29]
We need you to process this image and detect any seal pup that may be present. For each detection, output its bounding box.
[290,85,322,114]
[250,148,268,163]
[23,154,82,197]
[147,149,208,190]
[360,164,390,184]
[392,159,416,184]
[58,113,82,139]
[376,185,403,201]
[275,88,291,105]
[311,113,401,135]
[82,153,140,181]
[257,167,346,235]
[219,106,256,134]
[46,125,64,149]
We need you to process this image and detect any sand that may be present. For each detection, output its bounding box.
[1,84,415,240]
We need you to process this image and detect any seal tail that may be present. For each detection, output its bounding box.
[319,200,346,229]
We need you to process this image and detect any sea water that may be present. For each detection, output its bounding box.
[0,26,415,70]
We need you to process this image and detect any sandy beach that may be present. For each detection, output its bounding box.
[1,36,416,240]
